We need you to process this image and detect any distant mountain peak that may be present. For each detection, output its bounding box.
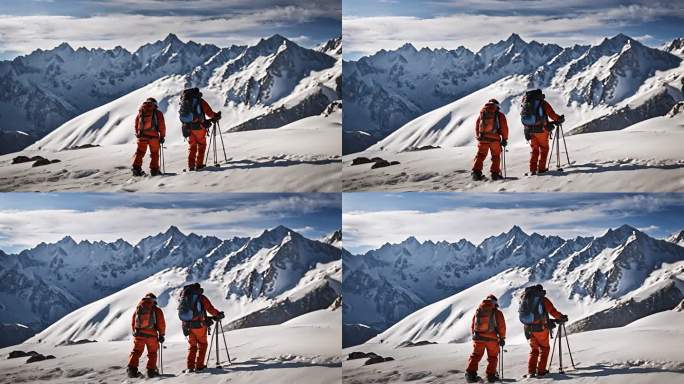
[163,33,183,44]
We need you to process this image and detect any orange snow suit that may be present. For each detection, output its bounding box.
[187,99,218,169]
[128,298,166,370]
[528,101,560,173]
[185,295,220,370]
[466,299,506,377]
[473,102,509,176]
[527,297,564,374]
[133,101,166,172]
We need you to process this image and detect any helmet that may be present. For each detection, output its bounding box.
[488,98,499,105]
[485,294,498,304]
[145,97,158,105]
[144,292,157,300]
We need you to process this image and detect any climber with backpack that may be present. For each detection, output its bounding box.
[472,99,509,181]
[518,284,568,377]
[465,294,506,383]
[519,90,565,175]
[132,97,166,177]
[178,88,222,171]
[127,292,166,378]
[177,283,225,372]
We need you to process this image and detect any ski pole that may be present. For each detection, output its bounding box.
[159,338,163,375]
[218,319,232,364]
[160,144,165,175]
[563,323,576,369]
[560,123,571,165]
[215,319,221,368]
[217,120,228,163]
[502,147,507,179]
[499,344,504,382]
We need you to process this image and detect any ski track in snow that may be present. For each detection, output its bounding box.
[342,311,684,384]
[0,310,342,384]
[343,118,684,192]
[0,115,341,192]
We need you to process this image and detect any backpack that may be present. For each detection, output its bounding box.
[179,88,204,137]
[478,102,500,138]
[134,300,157,331]
[473,305,498,334]
[519,286,547,325]
[520,89,545,127]
[137,103,159,137]
[177,284,204,322]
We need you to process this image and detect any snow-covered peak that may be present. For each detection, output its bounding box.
[667,230,684,246]
[317,36,342,58]
[665,37,684,56]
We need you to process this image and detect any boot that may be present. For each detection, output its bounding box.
[471,170,485,181]
[184,368,195,373]
[194,366,205,373]
[537,168,548,174]
[486,372,500,382]
[491,172,503,181]
[147,368,160,378]
[131,167,144,177]
[150,169,162,176]
[126,366,141,378]
[536,370,549,377]
[465,371,481,383]
[196,164,205,171]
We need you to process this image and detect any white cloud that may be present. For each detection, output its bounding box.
[343,205,610,252]
[0,5,336,55]
[342,4,682,57]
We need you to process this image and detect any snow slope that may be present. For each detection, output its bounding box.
[0,309,341,384]
[0,107,341,192]
[343,309,684,384]
[342,111,684,192]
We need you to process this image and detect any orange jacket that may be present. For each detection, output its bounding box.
[199,99,217,129]
[541,100,561,126]
[135,102,166,139]
[531,297,563,326]
[471,299,506,341]
[192,295,220,321]
[475,107,509,142]
[131,299,166,337]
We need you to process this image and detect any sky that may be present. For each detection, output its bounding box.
[0,193,341,253]
[343,193,684,254]
[0,0,341,60]
[343,0,684,59]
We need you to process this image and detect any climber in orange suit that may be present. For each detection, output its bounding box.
[132,98,166,176]
[526,98,563,175]
[465,294,506,383]
[472,99,509,181]
[180,283,224,372]
[127,292,166,378]
[525,286,567,377]
[187,99,220,171]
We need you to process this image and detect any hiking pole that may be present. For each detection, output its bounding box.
[204,121,215,167]
[160,144,165,175]
[216,120,229,163]
[499,345,504,382]
[559,123,571,165]
[502,148,507,179]
[218,318,232,364]
[159,339,163,375]
[562,322,576,369]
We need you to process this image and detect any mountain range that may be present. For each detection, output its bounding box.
[0,34,341,153]
[343,33,684,153]
[343,225,684,346]
[0,225,341,346]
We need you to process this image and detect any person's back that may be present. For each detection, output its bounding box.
[472,99,509,181]
[132,98,166,176]
[127,293,165,378]
[466,295,506,383]
[520,90,563,175]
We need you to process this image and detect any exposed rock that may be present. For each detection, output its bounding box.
[371,160,391,169]
[348,351,377,360]
[666,101,684,118]
[343,130,379,155]
[0,323,36,348]
[351,157,373,165]
[364,356,394,365]
[343,323,381,348]
[397,340,437,348]
[26,353,54,363]
[567,281,684,334]
[32,158,53,167]
[404,145,441,152]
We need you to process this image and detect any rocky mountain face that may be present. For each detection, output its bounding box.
[0,225,340,346]
[344,33,683,153]
[344,225,684,335]
[1,34,341,153]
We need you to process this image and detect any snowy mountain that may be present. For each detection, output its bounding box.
[0,34,340,153]
[322,229,342,248]
[0,226,340,346]
[667,230,684,247]
[343,225,684,346]
[343,33,683,153]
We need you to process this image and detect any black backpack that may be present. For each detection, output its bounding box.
[520,89,545,128]
[519,285,547,325]
[177,283,204,322]
[179,88,204,137]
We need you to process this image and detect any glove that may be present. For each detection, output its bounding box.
[560,314,569,322]
[158,335,165,344]
[558,114,565,123]
[499,338,505,347]
[159,137,165,144]
[218,311,225,320]
[500,139,507,147]
[214,111,222,120]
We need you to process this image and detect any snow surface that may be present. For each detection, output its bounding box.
[343,113,684,192]
[0,110,341,192]
[0,309,341,384]
[343,309,684,384]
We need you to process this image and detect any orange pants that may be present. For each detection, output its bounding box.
[528,329,551,374]
[473,141,502,175]
[466,340,499,376]
[128,336,159,370]
[188,129,207,169]
[529,131,549,173]
[187,326,209,369]
[133,138,160,171]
